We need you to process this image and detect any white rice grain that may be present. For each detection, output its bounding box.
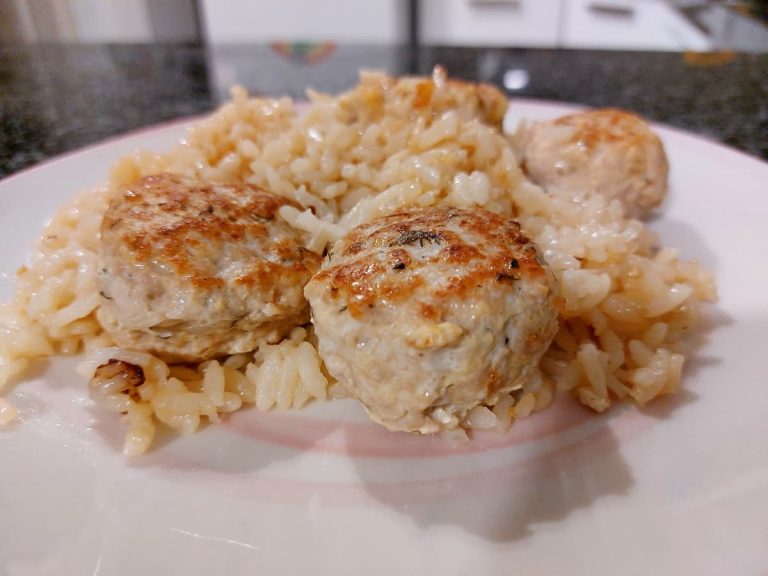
[202,360,225,407]
[0,397,18,425]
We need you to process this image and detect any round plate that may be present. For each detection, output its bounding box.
[1,101,767,576]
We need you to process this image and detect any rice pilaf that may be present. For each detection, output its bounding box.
[0,69,716,454]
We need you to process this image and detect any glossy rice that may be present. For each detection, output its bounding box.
[0,69,716,454]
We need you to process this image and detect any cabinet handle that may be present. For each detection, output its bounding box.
[470,0,522,9]
[588,2,635,18]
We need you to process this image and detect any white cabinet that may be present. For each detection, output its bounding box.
[420,0,562,47]
[8,0,199,43]
[420,0,711,51]
[199,0,407,44]
[561,0,711,51]
[7,0,717,51]
[200,0,713,51]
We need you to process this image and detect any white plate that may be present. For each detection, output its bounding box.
[1,101,767,576]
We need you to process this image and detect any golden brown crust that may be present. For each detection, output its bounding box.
[311,207,549,318]
[98,173,321,361]
[553,109,662,151]
[102,173,320,291]
[305,205,560,434]
[524,108,669,218]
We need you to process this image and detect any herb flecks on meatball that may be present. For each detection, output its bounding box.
[305,206,559,434]
[98,173,321,362]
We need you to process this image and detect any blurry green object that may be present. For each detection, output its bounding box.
[271,42,336,65]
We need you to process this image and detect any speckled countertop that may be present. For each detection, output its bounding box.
[0,43,766,177]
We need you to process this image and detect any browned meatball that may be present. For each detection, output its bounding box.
[339,66,509,130]
[97,173,321,361]
[522,109,669,218]
[304,206,559,433]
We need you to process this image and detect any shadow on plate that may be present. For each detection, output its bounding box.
[0,358,51,431]
[348,402,634,544]
[86,403,343,476]
[346,294,730,543]
[645,216,719,269]
[1,357,51,394]
[680,305,731,372]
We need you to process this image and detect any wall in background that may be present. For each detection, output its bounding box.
[66,0,153,42]
[1,0,199,43]
[145,0,200,42]
[199,0,407,43]
[562,0,710,50]
[201,0,711,50]
[421,0,561,47]
[3,0,764,51]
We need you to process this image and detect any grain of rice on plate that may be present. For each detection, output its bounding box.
[0,67,716,454]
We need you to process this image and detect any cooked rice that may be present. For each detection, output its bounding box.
[0,70,716,454]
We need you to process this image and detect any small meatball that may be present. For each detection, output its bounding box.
[97,173,321,361]
[438,67,509,128]
[345,67,508,130]
[522,109,669,218]
[304,207,559,433]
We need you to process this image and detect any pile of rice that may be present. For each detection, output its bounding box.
[0,69,716,454]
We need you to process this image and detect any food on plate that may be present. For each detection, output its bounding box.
[520,108,669,218]
[0,67,716,454]
[305,206,559,433]
[98,173,320,362]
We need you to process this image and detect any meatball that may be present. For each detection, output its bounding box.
[521,109,669,218]
[433,66,509,128]
[344,67,508,131]
[97,173,321,361]
[304,207,559,433]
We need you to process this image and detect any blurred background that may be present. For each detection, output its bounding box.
[1,0,766,174]
[2,0,767,51]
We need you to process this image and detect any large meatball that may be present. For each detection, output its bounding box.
[97,173,321,361]
[304,206,559,433]
[521,109,669,218]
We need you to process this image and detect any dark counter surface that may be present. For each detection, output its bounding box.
[1,43,766,178]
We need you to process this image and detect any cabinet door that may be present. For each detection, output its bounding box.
[561,0,711,51]
[200,0,406,44]
[420,0,561,47]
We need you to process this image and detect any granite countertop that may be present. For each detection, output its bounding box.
[0,43,766,178]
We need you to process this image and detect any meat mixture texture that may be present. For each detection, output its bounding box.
[304,206,560,433]
[521,109,669,218]
[97,173,321,361]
